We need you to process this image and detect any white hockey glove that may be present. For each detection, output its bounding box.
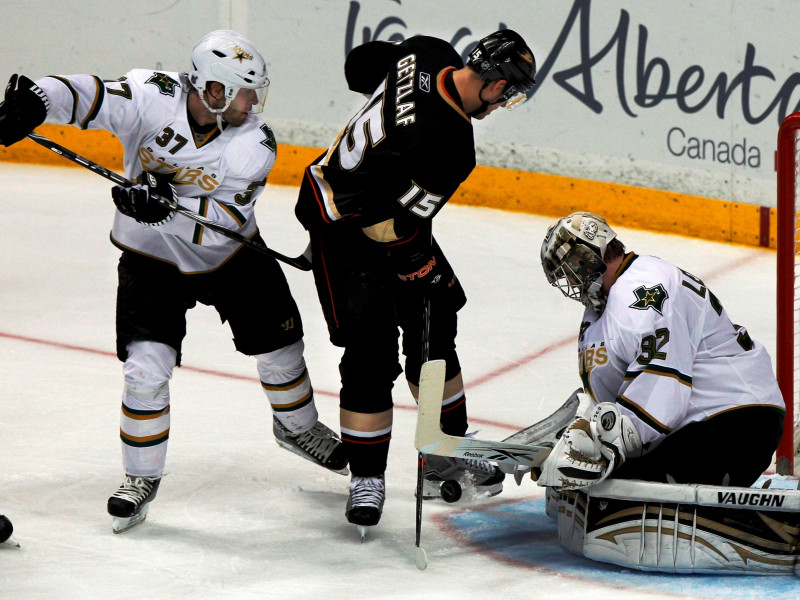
[537,402,642,490]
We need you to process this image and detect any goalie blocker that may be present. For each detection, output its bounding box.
[551,477,800,575]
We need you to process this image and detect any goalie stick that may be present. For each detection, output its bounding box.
[502,389,580,445]
[415,360,553,469]
[25,133,313,271]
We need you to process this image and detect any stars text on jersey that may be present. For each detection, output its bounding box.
[138,146,220,192]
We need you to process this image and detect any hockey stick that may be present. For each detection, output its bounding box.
[413,296,432,570]
[502,389,580,446]
[415,360,553,469]
[25,132,313,271]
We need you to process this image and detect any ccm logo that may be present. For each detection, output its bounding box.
[398,256,437,281]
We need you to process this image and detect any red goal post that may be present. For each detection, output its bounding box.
[776,112,800,475]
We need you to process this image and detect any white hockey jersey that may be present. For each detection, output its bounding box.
[578,253,784,452]
[36,70,277,273]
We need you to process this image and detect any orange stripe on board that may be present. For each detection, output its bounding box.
[1,124,776,249]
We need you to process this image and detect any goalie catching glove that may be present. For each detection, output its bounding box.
[537,402,642,490]
[112,171,177,226]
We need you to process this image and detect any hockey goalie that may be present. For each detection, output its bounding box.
[536,212,794,575]
[416,211,798,575]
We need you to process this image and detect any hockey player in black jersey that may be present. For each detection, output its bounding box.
[294,29,537,529]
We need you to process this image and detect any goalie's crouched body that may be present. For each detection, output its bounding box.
[536,212,790,575]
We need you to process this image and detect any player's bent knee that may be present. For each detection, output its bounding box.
[255,339,306,378]
[123,340,177,405]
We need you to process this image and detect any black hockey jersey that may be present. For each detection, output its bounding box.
[295,36,476,236]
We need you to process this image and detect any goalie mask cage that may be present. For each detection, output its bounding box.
[776,112,800,475]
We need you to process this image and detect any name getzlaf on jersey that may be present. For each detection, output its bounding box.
[295,36,476,232]
[578,253,784,451]
[36,69,277,273]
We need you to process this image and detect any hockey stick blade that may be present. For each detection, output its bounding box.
[25,133,312,271]
[414,360,551,468]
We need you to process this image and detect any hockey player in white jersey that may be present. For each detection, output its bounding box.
[0,30,347,533]
[539,211,784,490]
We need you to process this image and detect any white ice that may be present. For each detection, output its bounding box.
[0,163,783,599]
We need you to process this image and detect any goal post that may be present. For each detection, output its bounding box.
[776,112,800,475]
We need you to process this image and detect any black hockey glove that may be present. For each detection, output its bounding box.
[0,74,50,147]
[389,233,455,298]
[112,171,177,226]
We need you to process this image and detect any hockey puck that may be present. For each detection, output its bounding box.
[0,515,13,544]
[440,480,462,503]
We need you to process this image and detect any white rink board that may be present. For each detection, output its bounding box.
[0,1,796,205]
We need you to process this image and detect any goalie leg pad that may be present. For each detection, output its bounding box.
[556,478,800,574]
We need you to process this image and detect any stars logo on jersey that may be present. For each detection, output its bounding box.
[260,124,277,153]
[629,284,669,315]
[146,72,180,97]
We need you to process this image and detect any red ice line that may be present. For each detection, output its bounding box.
[0,250,761,432]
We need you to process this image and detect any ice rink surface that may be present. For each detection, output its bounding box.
[0,163,792,599]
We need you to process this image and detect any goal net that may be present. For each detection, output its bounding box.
[776,112,800,475]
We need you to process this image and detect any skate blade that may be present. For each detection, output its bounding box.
[1,534,19,548]
[275,440,350,476]
[112,505,149,534]
[414,546,428,570]
[357,525,367,541]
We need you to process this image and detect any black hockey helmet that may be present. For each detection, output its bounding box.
[466,29,537,108]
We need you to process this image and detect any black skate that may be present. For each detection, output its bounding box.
[273,417,349,475]
[107,475,161,534]
[345,474,385,540]
[421,455,505,502]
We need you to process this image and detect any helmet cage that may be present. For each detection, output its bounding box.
[545,239,607,309]
[541,212,617,312]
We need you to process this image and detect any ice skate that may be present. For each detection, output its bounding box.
[0,515,19,548]
[345,474,385,540]
[107,475,161,534]
[273,417,349,475]
[421,454,505,501]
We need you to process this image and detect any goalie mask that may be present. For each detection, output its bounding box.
[466,29,537,110]
[189,30,270,122]
[541,212,617,313]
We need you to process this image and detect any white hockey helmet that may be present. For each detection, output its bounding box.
[189,29,270,115]
[541,212,617,313]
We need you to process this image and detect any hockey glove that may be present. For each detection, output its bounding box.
[112,171,177,226]
[0,74,49,147]
[389,233,455,298]
[536,403,642,490]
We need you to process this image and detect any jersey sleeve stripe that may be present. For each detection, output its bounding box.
[217,202,246,227]
[624,365,692,387]
[191,198,208,245]
[617,394,673,434]
[47,76,79,125]
[80,76,105,129]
